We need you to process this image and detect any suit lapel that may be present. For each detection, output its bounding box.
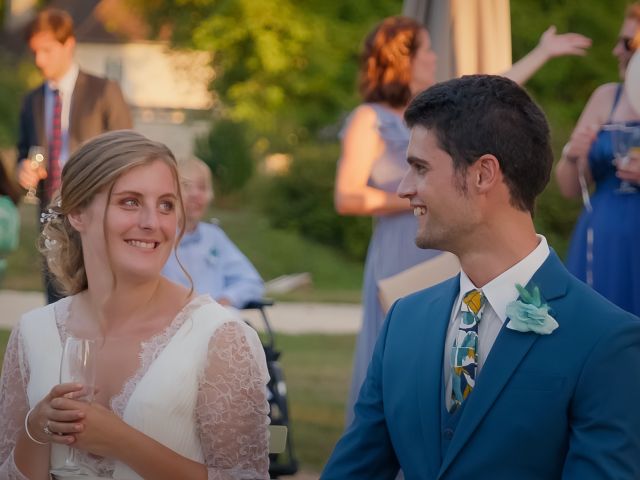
[417,276,459,474]
[32,85,47,150]
[438,252,569,477]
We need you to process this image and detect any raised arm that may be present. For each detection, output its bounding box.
[504,26,591,86]
[334,105,410,216]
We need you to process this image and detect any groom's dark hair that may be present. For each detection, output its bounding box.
[404,74,552,214]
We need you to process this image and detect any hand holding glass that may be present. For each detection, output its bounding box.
[23,146,46,204]
[59,337,97,471]
[606,124,639,194]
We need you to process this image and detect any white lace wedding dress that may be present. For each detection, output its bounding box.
[0,295,270,479]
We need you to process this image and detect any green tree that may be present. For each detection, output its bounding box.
[195,117,255,195]
[129,0,401,142]
[0,51,38,149]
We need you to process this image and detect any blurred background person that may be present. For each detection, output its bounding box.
[163,157,265,310]
[336,15,592,425]
[16,7,133,304]
[0,158,21,284]
[555,2,640,316]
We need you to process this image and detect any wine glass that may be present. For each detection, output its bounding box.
[23,146,46,204]
[606,124,638,194]
[58,337,97,471]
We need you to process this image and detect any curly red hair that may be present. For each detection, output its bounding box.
[358,16,425,108]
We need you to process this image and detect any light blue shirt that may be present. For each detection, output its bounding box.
[162,222,265,308]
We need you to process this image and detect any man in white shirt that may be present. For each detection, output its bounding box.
[322,75,640,479]
[16,8,132,303]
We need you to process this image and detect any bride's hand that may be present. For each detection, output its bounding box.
[26,383,87,445]
[63,401,129,458]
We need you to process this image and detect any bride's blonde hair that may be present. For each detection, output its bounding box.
[40,130,185,295]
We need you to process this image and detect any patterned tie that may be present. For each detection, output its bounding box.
[47,88,62,201]
[450,289,486,412]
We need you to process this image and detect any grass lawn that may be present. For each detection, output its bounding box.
[0,329,355,473]
[3,204,364,303]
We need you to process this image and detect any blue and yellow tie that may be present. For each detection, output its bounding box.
[450,289,486,412]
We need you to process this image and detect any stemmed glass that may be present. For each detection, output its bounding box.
[606,124,639,194]
[23,146,46,204]
[58,337,97,471]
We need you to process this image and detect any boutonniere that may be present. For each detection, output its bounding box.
[506,284,558,335]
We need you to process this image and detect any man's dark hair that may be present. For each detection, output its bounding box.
[404,74,553,213]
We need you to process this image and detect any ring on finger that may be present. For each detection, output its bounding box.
[43,420,53,436]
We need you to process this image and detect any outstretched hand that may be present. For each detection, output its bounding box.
[538,26,591,59]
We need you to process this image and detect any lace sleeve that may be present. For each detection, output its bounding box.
[0,324,31,480]
[196,320,270,480]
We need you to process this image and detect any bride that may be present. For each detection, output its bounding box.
[0,130,270,479]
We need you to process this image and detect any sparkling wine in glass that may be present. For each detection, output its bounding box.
[58,337,97,471]
[607,124,639,194]
[23,146,46,204]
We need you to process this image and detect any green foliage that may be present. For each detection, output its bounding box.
[0,51,38,149]
[275,333,354,471]
[195,117,255,195]
[128,0,401,141]
[261,142,372,261]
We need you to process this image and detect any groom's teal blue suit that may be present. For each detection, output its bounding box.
[322,252,640,479]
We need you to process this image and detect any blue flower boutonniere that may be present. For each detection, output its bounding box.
[506,284,558,335]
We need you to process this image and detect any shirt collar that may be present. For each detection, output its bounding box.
[458,234,550,323]
[47,63,79,97]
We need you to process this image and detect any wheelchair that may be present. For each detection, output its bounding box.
[243,299,299,478]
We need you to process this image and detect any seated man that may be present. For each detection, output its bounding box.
[163,157,265,308]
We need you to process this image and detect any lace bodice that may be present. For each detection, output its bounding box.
[0,295,270,479]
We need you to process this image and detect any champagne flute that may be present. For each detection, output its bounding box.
[58,337,97,471]
[607,124,639,194]
[23,146,46,204]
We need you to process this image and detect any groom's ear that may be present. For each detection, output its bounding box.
[472,154,501,194]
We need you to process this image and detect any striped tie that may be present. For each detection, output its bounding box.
[47,88,62,201]
[450,289,486,412]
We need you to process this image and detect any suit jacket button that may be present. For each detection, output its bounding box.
[443,429,454,440]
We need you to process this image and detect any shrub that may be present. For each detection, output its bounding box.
[195,117,255,195]
[262,141,371,261]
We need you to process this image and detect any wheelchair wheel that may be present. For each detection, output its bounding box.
[266,346,298,477]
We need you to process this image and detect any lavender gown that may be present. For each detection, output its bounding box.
[345,104,441,425]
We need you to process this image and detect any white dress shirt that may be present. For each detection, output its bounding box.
[45,63,79,166]
[443,235,550,411]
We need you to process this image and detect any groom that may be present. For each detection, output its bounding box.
[322,75,640,479]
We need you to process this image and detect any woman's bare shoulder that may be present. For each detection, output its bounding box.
[589,82,620,106]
